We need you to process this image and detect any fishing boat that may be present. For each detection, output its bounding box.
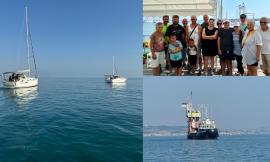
[2,6,38,88]
[181,93,219,140]
[105,57,127,83]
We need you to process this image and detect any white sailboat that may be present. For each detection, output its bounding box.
[105,56,127,83]
[2,6,38,89]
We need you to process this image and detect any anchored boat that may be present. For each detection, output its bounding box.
[181,94,219,140]
[105,56,127,83]
[2,6,38,89]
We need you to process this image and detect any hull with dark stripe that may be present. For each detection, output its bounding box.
[187,128,219,140]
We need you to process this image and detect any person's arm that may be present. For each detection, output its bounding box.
[175,46,182,53]
[256,45,262,62]
[217,37,222,55]
[178,42,183,52]
[207,30,218,40]
[197,25,202,46]
[185,27,189,44]
[213,30,218,39]
[182,32,186,47]
[202,29,214,40]
[150,34,156,59]
[165,26,170,42]
[202,28,207,39]
[255,31,263,62]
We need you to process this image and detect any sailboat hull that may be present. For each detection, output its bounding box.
[105,76,127,83]
[2,78,38,89]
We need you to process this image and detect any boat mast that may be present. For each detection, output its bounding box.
[113,56,115,75]
[25,6,31,76]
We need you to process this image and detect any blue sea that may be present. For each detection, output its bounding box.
[144,135,270,162]
[0,78,142,162]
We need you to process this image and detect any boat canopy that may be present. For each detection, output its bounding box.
[143,0,221,18]
[3,69,30,75]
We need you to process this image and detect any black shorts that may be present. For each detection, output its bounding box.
[189,55,197,66]
[171,59,183,68]
[248,62,258,66]
[220,50,235,60]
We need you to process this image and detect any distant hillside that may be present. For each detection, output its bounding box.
[144,126,270,137]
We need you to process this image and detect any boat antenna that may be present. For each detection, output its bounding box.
[190,91,192,102]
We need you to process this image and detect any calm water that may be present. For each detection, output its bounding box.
[0,78,142,162]
[144,135,270,162]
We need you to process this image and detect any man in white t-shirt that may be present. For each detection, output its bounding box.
[258,17,270,76]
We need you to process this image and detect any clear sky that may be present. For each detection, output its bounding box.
[222,0,269,19]
[0,0,142,78]
[144,77,270,130]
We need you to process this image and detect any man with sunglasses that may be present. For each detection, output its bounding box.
[217,19,223,30]
[258,17,270,76]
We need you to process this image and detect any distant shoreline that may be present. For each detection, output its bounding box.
[144,126,270,137]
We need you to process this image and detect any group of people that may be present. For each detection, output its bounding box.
[149,14,270,76]
[8,73,24,82]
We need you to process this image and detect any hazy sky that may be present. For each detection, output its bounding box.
[223,0,270,18]
[144,77,270,130]
[0,0,142,78]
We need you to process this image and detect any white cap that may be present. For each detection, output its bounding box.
[231,22,240,28]
[223,19,230,23]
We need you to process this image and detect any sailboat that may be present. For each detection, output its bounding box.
[105,56,127,83]
[2,6,38,89]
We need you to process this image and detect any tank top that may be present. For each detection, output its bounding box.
[188,24,199,46]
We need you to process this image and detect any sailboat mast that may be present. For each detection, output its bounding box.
[25,6,31,76]
[113,56,115,75]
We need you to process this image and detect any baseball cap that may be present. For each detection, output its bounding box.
[240,14,247,19]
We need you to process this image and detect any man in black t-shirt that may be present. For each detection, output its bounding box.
[166,15,186,70]
[166,15,186,49]
[218,20,234,76]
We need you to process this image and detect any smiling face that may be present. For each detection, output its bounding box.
[247,20,255,31]
[209,19,214,27]
[203,15,209,23]
[260,17,268,29]
[234,26,240,32]
[182,19,188,26]
[163,16,169,25]
[217,20,222,28]
[223,21,230,29]
[191,15,197,24]
[156,23,163,32]
[189,39,195,47]
[240,17,246,24]
[169,35,177,43]
[172,16,179,25]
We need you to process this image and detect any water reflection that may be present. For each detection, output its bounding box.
[110,82,127,90]
[3,86,38,106]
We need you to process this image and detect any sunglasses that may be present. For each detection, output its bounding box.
[217,23,222,25]
[260,22,268,24]
[191,19,197,20]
